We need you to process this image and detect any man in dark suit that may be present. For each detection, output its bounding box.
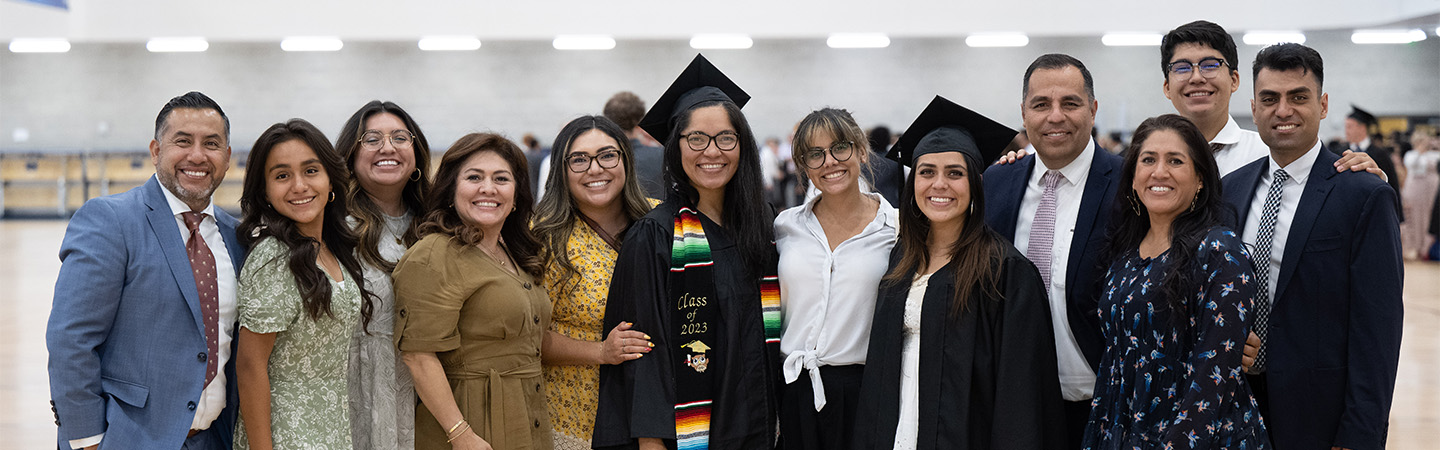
[1333,106,1402,221]
[1224,43,1403,450]
[982,53,1122,448]
[605,91,668,198]
[47,92,246,450]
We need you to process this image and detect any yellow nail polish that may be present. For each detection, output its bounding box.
[648,342,655,347]
[644,334,651,340]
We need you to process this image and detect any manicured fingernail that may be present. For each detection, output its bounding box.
[648,342,654,348]
[644,334,651,340]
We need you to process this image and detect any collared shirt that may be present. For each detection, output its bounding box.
[1351,138,1372,152]
[1241,141,1321,306]
[775,191,898,411]
[1012,138,1099,401]
[1211,115,1271,177]
[72,177,238,449]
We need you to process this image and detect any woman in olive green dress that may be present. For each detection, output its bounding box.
[394,132,552,450]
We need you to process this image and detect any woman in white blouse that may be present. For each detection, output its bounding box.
[773,108,898,450]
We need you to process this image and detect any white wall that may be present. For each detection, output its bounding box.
[2,30,1437,153]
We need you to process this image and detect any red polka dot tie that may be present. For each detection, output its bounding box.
[182,212,220,388]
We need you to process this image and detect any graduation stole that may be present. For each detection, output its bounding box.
[668,207,782,449]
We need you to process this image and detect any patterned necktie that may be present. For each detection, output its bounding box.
[1027,170,1063,289]
[1250,169,1290,374]
[182,212,220,388]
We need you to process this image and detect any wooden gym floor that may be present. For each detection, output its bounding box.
[2,219,1437,448]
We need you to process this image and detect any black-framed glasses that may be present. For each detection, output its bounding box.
[359,130,415,150]
[1166,57,1229,80]
[566,149,622,173]
[802,141,855,169]
[683,131,740,151]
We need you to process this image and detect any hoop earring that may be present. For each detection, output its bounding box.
[410,169,422,182]
[329,192,336,203]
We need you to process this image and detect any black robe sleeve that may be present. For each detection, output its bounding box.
[593,213,678,449]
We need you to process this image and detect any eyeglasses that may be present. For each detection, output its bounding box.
[802,141,855,169]
[566,149,622,173]
[359,130,414,151]
[682,131,740,151]
[1166,57,1229,80]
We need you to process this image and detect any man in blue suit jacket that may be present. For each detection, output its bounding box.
[1223,44,1402,450]
[983,53,1122,447]
[47,92,245,450]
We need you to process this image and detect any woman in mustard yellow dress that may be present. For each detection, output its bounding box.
[394,133,551,450]
[532,115,656,450]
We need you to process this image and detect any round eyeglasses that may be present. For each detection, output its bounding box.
[1166,57,1229,80]
[567,149,622,173]
[802,141,855,169]
[683,131,739,151]
[359,130,415,151]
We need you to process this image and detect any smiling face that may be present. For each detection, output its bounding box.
[680,105,740,201]
[264,139,332,238]
[352,112,417,197]
[1164,43,1239,125]
[453,151,516,236]
[913,151,972,231]
[1252,67,1328,163]
[801,130,866,198]
[150,108,232,211]
[1022,66,1098,169]
[565,128,627,215]
[1132,129,1202,225]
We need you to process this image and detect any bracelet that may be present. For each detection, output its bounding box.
[446,422,472,442]
[447,418,466,435]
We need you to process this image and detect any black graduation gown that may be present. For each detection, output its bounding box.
[593,200,780,450]
[852,244,1066,450]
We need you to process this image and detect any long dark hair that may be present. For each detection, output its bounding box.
[663,100,775,270]
[1103,114,1227,319]
[882,150,1004,318]
[336,101,433,273]
[417,132,544,279]
[533,115,653,295]
[238,119,375,329]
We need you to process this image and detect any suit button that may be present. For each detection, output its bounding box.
[535,383,541,392]
[187,401,196,411]
[197,352,207,362]
[523,282,532,290]
[533,316,540,324]
[534,419,540,428]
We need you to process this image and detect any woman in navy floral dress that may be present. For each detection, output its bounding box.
[1082,115,1269,449]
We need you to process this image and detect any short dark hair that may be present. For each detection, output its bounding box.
[1161,20,1240,77]
[1023,53,1095,100]
[1253,43,1324,89]
[603,91,648,131]
[154,91,229,141]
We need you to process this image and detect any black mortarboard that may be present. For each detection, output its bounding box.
[887,95,1016,168]
[638,54,751,144]
[1348,105,1377,127]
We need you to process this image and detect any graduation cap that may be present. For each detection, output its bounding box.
[638,54,751,144]
[1348,105,1378,127]
[887,95,1016,168]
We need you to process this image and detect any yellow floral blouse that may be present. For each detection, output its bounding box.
[542,220,621,450]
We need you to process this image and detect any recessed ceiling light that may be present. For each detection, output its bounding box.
[826,33,890,49]
[1350,29,1427,44]
[965,33,1028,48]
[1242,31,1307,46]
[9,38,70,53]
[553,35,615,50]
[418,36,481,51]
[146,37,209,53]
[280,37,343,52]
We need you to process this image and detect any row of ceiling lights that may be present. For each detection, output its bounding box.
[8,29,1436,53]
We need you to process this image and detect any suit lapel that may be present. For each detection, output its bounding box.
[1274,152,1338,301]
[1066,146,1115,291]
[143,178,207,333]
[1223,162,1264,231]
[988,156,1035,241]
[214,209,246,272]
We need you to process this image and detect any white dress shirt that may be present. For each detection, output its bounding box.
[1211,115,1270,177]
[775,191,899,411]
[1241,141,1321,306]
[1011,139,1099,402]
[72,177,238,449]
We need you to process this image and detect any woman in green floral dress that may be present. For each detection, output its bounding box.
[233,119,377,450]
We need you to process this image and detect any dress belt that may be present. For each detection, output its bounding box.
[448,360,543,450]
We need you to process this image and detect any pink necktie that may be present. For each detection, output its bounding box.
[182,212,220,388]
[1027,170,1063,289]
